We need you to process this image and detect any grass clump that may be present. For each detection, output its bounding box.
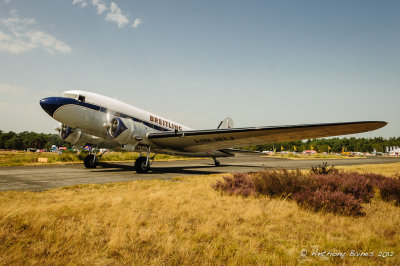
[310,161,338,175]
[293,189,364,216]
[212,167,398,216]
[253,169,311,197]
[378,176,400,205]
[314,172,374,203]
[211,172,256,197]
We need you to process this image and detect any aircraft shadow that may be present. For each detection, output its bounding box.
[98,162,135,170]
[95,161,261,175]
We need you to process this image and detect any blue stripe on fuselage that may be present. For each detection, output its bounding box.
[40,97,171,132]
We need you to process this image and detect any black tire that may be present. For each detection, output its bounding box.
[84,154,98,168]
[135,156,150,173]
[214,160,220,167]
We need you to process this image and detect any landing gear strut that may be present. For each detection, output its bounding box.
[135,146,153,173]
[212,157,220,167]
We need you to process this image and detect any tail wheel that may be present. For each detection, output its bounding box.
[135,156,150,173]
[84,154,98,168]
[212,157,221,167]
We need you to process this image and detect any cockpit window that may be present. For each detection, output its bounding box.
[63,93,79,99]
[78,95,85,102]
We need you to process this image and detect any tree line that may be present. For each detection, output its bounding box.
[0,130,70,150]
[244,137,400,153]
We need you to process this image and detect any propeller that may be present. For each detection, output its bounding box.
[107,117,128,139]
[55,122,62,132]
[107,112,111,124]
[59,123,74,140]
[103,111,113,132]
[110,118,119,136]
[60,124,67,136]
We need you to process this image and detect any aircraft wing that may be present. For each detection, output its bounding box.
[148,121,387,152]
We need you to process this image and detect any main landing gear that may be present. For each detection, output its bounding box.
[83,148,108,169]
[134,146,154,174]
[212,157,221,167]
[84,154,98,168]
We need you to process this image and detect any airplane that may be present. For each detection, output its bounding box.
[40,90,387,173]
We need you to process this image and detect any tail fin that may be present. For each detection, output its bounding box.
[217,117,234,129]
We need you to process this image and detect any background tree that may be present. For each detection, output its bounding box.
[242,137,400,153]
[0,131,70,150]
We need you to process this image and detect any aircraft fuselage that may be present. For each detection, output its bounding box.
[40,90,230,157]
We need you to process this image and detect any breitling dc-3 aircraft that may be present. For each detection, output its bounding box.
[40,90,387,173]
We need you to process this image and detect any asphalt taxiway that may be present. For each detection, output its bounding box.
[1,154,400,191]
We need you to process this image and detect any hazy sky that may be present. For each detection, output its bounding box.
[0,0,399,138]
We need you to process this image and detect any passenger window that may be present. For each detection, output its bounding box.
[78,95,85,102]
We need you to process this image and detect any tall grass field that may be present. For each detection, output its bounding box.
[0,163,399,264]
[0,151,194,167]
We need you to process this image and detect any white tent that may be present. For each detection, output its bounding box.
[389,147,400,156]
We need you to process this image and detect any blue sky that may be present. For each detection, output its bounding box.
[0,0,399,138]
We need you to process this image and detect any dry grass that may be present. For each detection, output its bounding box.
[0,164,400,264]
[263,153,366,160]
[0,151,196,167]
[337,162,400,177]
[0,151,80,167]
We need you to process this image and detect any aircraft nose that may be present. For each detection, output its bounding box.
[40,97,62,117]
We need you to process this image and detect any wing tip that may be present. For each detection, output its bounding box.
[371,121,388,129]
[358,121,387,132]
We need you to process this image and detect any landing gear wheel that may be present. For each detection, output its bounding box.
[84,154,98,168]
[135,156,150,173]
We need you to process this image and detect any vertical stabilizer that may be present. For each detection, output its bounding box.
[217,117,234,129]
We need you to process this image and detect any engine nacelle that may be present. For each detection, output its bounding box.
[59,124,118,148]
[108,117,150,145]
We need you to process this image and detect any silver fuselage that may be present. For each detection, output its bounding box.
[40,90,231,157]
